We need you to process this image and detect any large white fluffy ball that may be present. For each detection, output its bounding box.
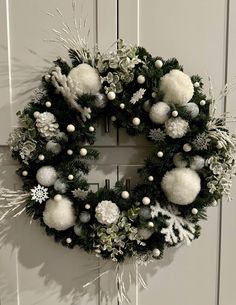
[43,196,76,230]
[159,69,194,106]
[149,102,170,124]
[68,63,101,96]
[161,168,201,205]
[36,166,57,187]
[165,117,189,138]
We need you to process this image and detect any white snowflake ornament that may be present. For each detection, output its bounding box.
[31,185,49,204]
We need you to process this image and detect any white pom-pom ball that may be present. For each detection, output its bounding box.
[66,237,72,244]
[85,204,91,210]
[165,117,189,139]
[142,197,151,205]
[107,91,116,100]
[36,166,57,186]
[80,148,87,156]
[149,102,170,124]
[67,149,73,155]
[121,191,129,199]
[159,69,194,106]
[148,176,154,181]
[45,101,51,108]
[172,110,178,117]
[157,151,164,158]
[33,111,40,119]
[120,103,125,109]
[137,75,145,84]
[173,153,188,168]
[152,248,161,257]
[138,228,153,240]
[46,141,61,154]
[67,124,75,133]
[183,143,192,152]
[68,63,101,96]
[155,59,163,69]
[148,221,154,228]
[200,100,206,106]
[132,117,140,126]
[161,168,201,205]
[43,196,76,230]
[22,170,28,176]
[38,154,45,161]
[190,155,205,170]
[194,82,200,88]
[89,126,95,132]
[184,103,199,118]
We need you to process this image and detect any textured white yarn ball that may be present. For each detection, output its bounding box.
[173,153,188,168]
[161,168,201,205]
[54,179,67,193]
[165,117,189,138]
[159,69,194,105]
[46,141,61,154]
[138,228,153,240]
[95,200,120,225]
[43,197,76,230]
[36,166,57,186]
[184,102,199,118]
[190,155,205,170]
[68,63,101,96]
[149,102,170,124]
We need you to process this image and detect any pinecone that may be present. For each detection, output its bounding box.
[36,112,59,140]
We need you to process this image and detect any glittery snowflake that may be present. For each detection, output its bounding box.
[130,88,146,104]
[148,128,166,142]
[192,132,211,150]
[32,88,46,103]
[31,185,49,204]
[72,188,88,199]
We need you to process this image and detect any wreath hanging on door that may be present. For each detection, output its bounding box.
[4,39,235,264]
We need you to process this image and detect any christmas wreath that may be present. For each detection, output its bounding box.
[3,39,236,265]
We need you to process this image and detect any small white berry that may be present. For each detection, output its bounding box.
[66,237,72,244]
[132,117,140,126]
[67,149,73,155]
[148,176,154,182]
[212,200,218,207]
[111,116,117,122]
[155,59,163,69]
[107,91,116,100]
[152,248,161,257]
[68,174,74,180]
[121,191,129,199]
[80,148,87,156]
[183,143,192,152]
[89,126,95,132]
[200,100,206,106]
[22,170,28,176]
[142,197,151,205]
[120,103,125,109]
[194,82,200,88]
[67,124,75,133]
[45,101,51,108]
[85,204,91,210]
[38,154,45,161]
[191,208,198,215]
[157,151,163,158]
[148,221,154,227]
[54,194,62,202]
[137,75,145,84]
[172,110,178,117]
[151,92,157,98]
[33,111,40,118]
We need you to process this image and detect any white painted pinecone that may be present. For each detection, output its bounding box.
[36,112,59,140]
[95,200,120,225]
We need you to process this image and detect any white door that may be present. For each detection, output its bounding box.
[0,0,236,304]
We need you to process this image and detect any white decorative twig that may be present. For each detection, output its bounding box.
[151,202,195,246]
[0,188,29,222]
[51,66,91,121]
